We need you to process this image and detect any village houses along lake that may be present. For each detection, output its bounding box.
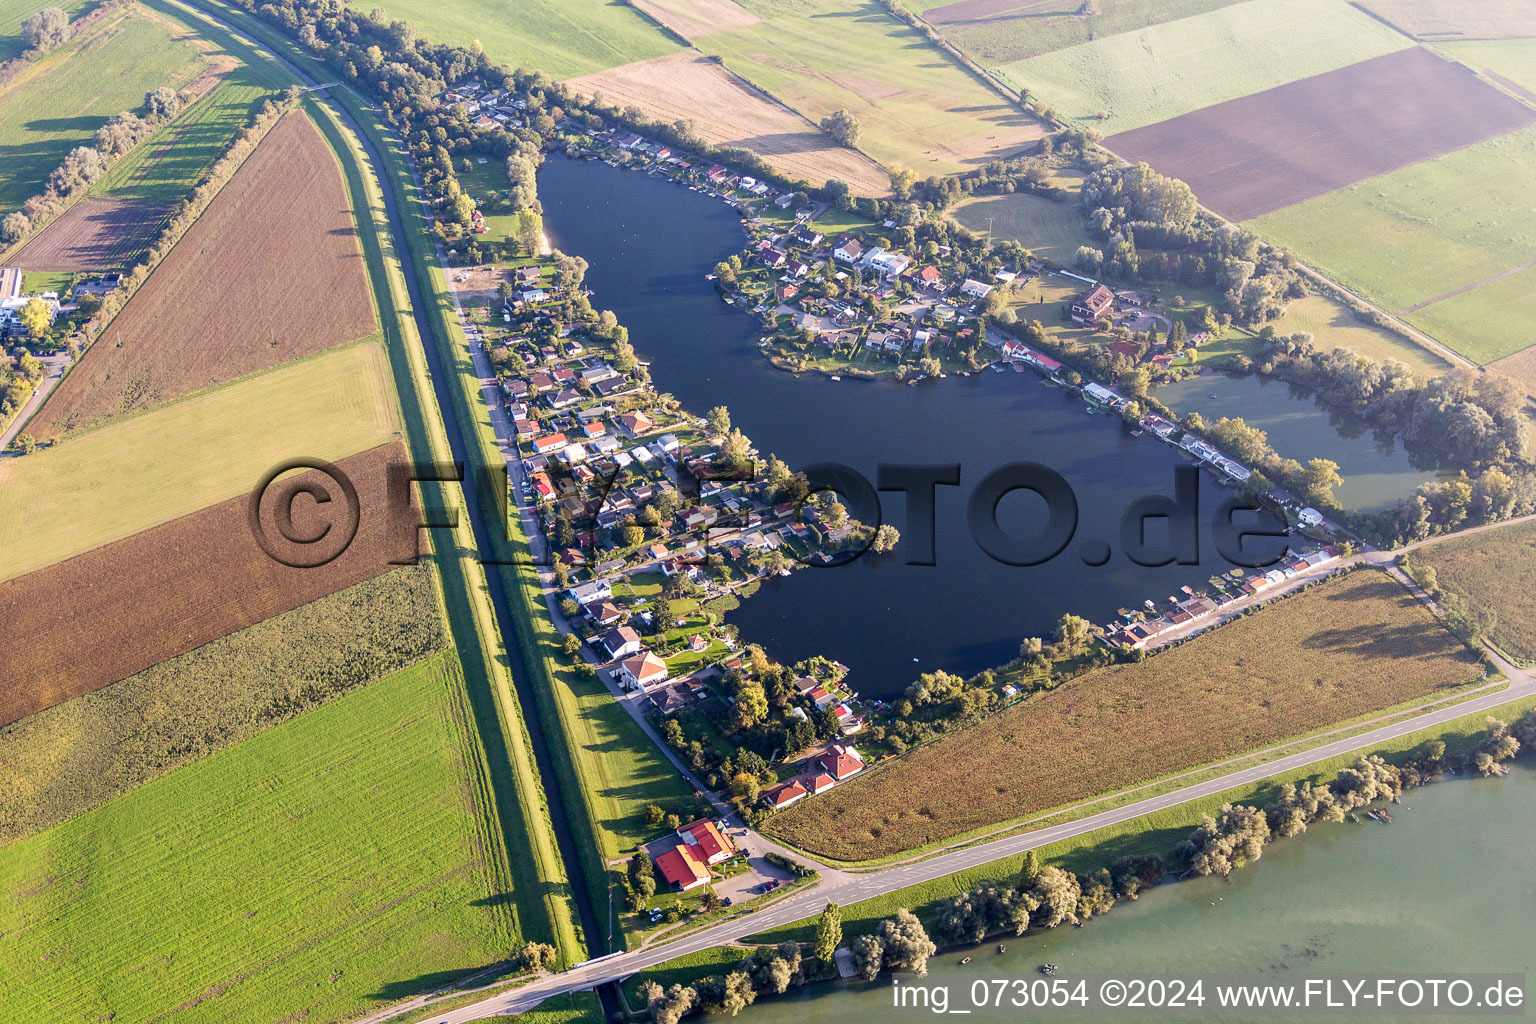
[538,156,1439,698]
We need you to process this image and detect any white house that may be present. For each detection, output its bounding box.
[960,278,993,299]
[864,251,910,278]
[833,239,864,264]
[617,650,669,689]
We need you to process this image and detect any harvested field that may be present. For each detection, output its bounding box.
[11,196,161,270]
[0,341,399,582]
[699,0,1045,175]
[925,0,1075,26]
[764,571,1484,861]
[1490,342,1536,394]
[1412,521,1536,665]
[0,441,418,729]
[1357,0,1536,40]
[28,111,377,436]
[570,53,890,195]
[0,566,442,842]
[631,0,759,40]
[992,0,1412,135]
[1107,47,1536,222]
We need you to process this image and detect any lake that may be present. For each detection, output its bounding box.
[722,766,1536,1023]
[538,157,1397,697]
[1156,373,1449,513]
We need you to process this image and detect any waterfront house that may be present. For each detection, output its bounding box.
[1071,284,1115,324]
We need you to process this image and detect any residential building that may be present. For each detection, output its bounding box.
[1070,284,1115,324]
[617,650,669,689]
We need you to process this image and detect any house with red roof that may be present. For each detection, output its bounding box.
[617,650,669,689]
[654,844,711,891]
[765,780,809,810]
[819,743,865,781]
[677,819,735,865]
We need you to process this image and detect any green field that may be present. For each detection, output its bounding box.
[0,567,444,842]
[1270,294,1451,378]
[0,5,209,210]
[362,0,678,79]
[0,340,399,582]
[0,0,89,60]
[936,0,1240,65]
[1251,125,1536,364]
[1413,520,1536,665]
[85,62,277,234]
[0,654,525,1024]
[949,188,1092,263]
[1443,39,1536,94]
[992,0,1412,134]
[699,0,1043,175]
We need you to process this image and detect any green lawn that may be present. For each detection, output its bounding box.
[699,0,1044,176]
[456,155,522,242]
[0,655,520,1024]
[949,189,1092,263]
[1251,125,1536,364]
[0,0,90,61]
[0,5,209,210]
[992,0,1412,134]
[360,0,679,79]
[0,340,400,583]
[1406,267,1536,366]
[1271,294,1451,378]
[938,0,1242,65]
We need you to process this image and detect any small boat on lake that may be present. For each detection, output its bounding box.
[1040,964,1057,975]
[960,956,973,965]
[998,944,1007,954]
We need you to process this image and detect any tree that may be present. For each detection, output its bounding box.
[700,887,723,913]
[876,909,936,975]
[561,633,581,657]
[849,933,884,980]
[145,86,181,120]
[18,297,52,339]
[1302,458,1343,509]
[1025,866,1081,929]
[732,678,769,731]
[21,7,70,52]
[730,771,760,806]
[1054,613,1093,656]
[822,499,847,529]
[1,211,30,243]
[1017,849,1042,890]
[814,901,842,963]
[517,209,543,255]
[644,803,666,827]
[870,523,900,553]
[820,109,862,147]
[705,405,731,437]
[13,432,37,456]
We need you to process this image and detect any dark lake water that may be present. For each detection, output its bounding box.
[540,158,1282,697]
[1156,374,1449,513]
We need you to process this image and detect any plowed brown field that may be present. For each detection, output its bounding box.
[0,442,418,728]
[568,53,891,195]
[12,197,164,271]
[29,111,376,437]
[1106,47,1536,222]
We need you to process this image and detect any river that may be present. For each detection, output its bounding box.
[734,767,1536,1023]
[538,156,1423,698]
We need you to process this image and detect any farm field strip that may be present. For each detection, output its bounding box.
[763,571,1484,861]
[0,0,89,60]
[629,0,760,40]
[991,0,1412,135]
[1267,294,1450,379]
[0,340,399,582]
[0,441,417,728]
[362,0,680,80]
[1356,0,1536,40]
[0,654,516,1024]
[567,53,891,195]
[0,4,210,210]
[1412,520,1536,665]
[29,110,378,435]
[0,565,444,843]
[1404,266,1536,366]
[931,0,1243,65]
[1106,46,1536,222]
[1250,124,1536,362]
[697,0,1044,175]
